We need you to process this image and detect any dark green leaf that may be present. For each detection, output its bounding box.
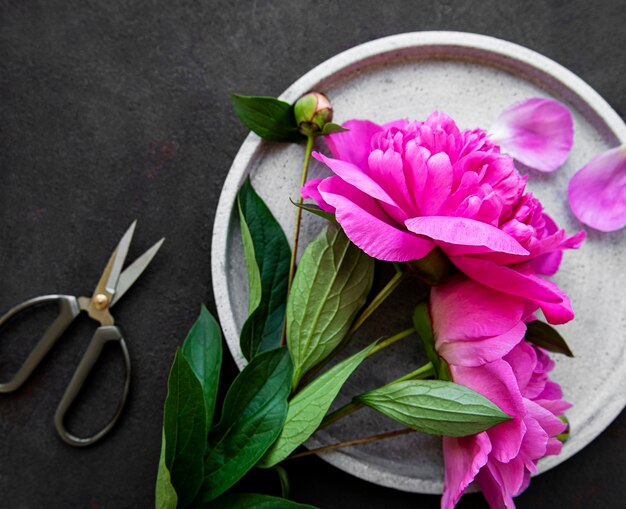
[358,379,511,437]
[287,224,374,387]
[181,305,223,426]
[259,341,377,467]
[290,198,337,223]
[238,180,291,360]
[525,320,574,357]
[198,348,293,502]
[205,493,317,509]
[163,349,207,508]
[412,302,450,381]
[320,122,349,135]
[231,94,303,142]
[155,432,178,509]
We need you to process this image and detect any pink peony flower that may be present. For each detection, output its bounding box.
[430,278,570,509]
[303,112,584,324]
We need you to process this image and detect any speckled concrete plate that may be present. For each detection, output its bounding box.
[211,32,626,494]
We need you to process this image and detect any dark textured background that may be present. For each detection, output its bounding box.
[1,1,625,507]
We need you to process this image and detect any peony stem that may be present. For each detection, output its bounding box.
[319,359,434,430]
[367,327,415,356]
[285,428,415,461]
[281,134,316,346]
[349,269,407,336]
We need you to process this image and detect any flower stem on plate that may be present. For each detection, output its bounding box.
[285,428,415,461]
[349,269,407,336]
[281,133,316,347]
[318,360,435,429]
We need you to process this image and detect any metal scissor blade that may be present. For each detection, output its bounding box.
[105,220,137,295]
[92,220,137,300]
[110,237,165,306]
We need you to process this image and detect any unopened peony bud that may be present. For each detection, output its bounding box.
[294,92,333,135]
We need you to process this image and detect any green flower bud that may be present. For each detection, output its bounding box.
[294,92,333,135]
[556,415,570,443]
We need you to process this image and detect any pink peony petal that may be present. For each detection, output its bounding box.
[490,98,574,173]
[431,277,526,343]
[318,177,435,261]
[442,433,492,509]
[438,322,526,367]
[451,360,526,463]
[324,119,382,168]
[451,256,574,324]
[476,460,516,509]
[313,152,399,208]
[568,145,626,232]
[301,178,335,213]
[420,152,454,215]
[405,216,529,256]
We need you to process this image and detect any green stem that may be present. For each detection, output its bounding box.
[285,428,415,461]
[281,134,315,346]
[348,270,407,337]
[368,328,415,356]
[319,360,434,430]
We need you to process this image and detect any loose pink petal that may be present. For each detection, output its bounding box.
[313,152,399,208]
[405,216,529,256]
[318,177,435,261]
[301,178,335,213]
[438,322,526,367]
[442,433,492,509]
[568,145,626,231]
[490,98,574,173]
[324,119,382,168]
[431,278,526,343]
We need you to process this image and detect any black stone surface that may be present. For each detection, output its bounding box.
[1,1,625,508]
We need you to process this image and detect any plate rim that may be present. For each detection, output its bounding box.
[211,31,626,495]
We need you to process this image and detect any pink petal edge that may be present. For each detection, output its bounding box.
[490,98,574,173]
[568,145,626,232]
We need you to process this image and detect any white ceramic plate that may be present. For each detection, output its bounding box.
[211,32,626,494]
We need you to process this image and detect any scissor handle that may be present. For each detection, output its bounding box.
[0,295,80,393]
[54,325,131,447]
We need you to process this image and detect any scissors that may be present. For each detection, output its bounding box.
[0,220,164,446]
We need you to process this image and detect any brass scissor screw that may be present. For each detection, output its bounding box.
[93,293,109,310]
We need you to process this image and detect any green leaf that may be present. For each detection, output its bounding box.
[320,122,349,135]
[205,493,317,509]
[259,341,377,467]
[525,320,574,357]
[358,379,511,437]
[163,349,207,508]
[198,347,293,502]
[181,305,223,426]
[238,180,291,360]
[232,94,303,142]
[155,432,178,509]
[412,302,451,381]
[287,224,374,387]
[290,198,337,223]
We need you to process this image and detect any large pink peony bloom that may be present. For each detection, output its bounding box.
[430,278,570,509]
[302,112,584,324]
